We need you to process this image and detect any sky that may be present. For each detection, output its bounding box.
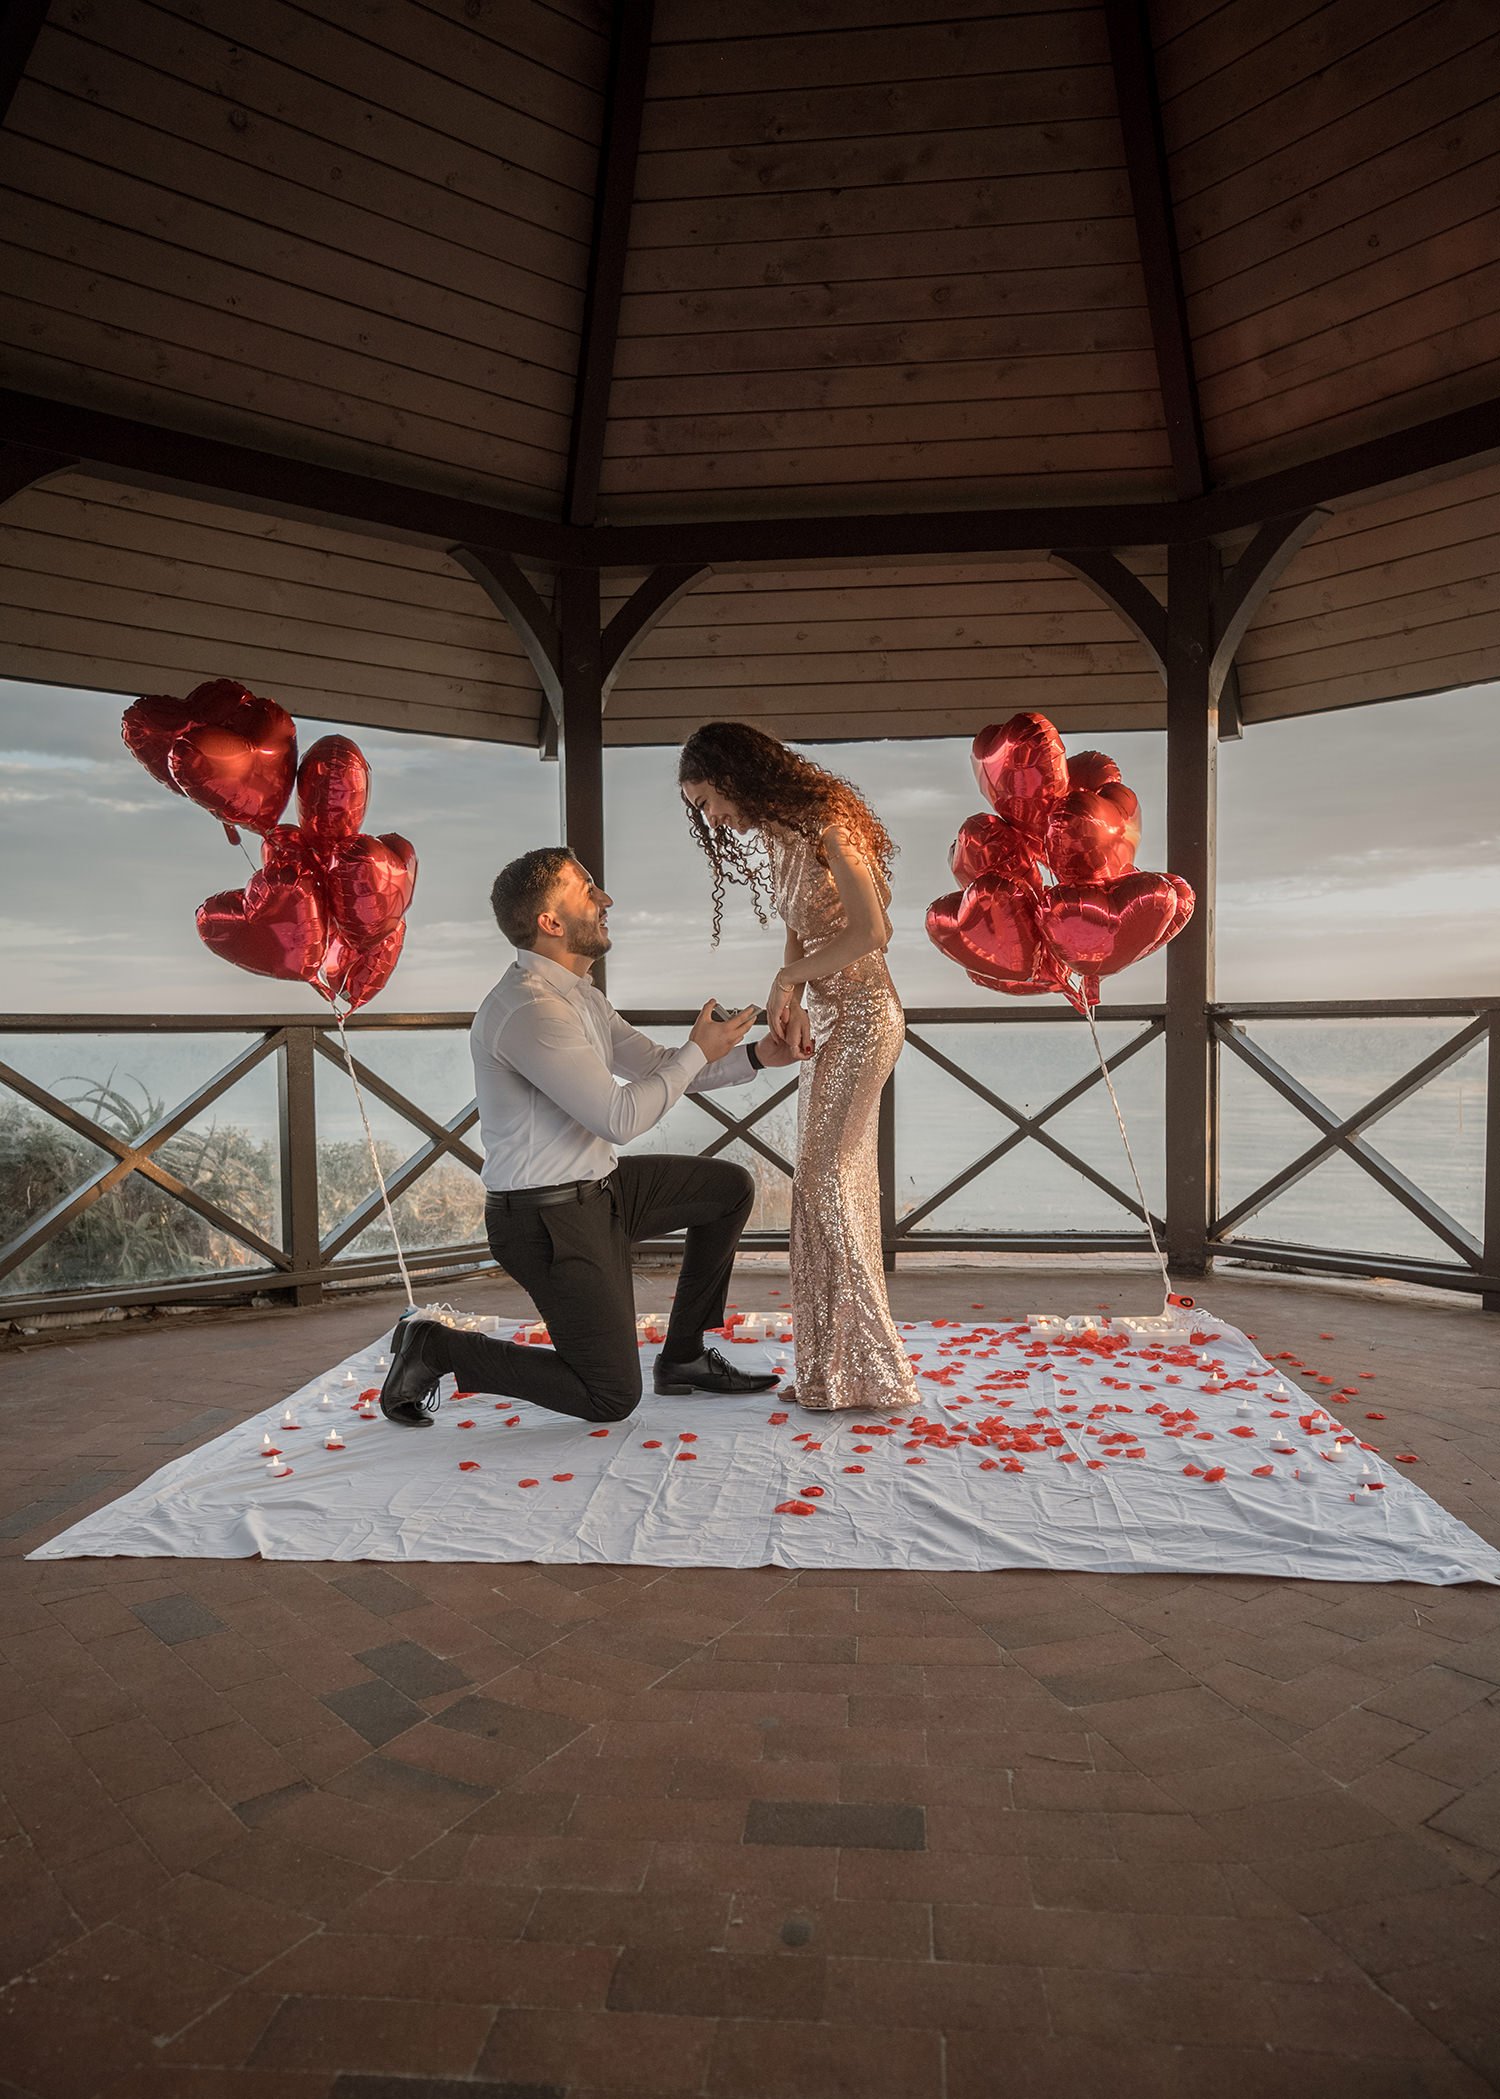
[0,675,1496,1017]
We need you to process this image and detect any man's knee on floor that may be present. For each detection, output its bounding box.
[582,1374,642,1424]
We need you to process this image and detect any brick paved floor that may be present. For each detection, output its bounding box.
[1,1262,1497,2099]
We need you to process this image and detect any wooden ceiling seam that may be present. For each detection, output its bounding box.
[564,0,655,527]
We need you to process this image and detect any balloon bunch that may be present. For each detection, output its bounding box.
[926,711,1193,1013]
[122,680,417,1012]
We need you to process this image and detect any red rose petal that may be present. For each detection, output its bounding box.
[775,1499,817,1516]
[679,1431,698,1442]
[1366,1412,1386,1420]
[769,1412,789,1424]
[676,1452,696,1462]
[801,1486,825,1498]
[457,1420,476,1429]
[1395,1453,1420,1463]
[1251,1464,1274,1477]
[552,1472,573,1481]
[905,1456,924,1466]
[459,1460,481,1472]
[1182,1464,1202,1477]
[843,1464,865,1474]
[1202,1466,1226,1483]
[643,1439,663,1449]
[589,1429,610,1437]
[519,1478,539,1488]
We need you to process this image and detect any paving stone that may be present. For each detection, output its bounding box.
[329,1568,423,1618]
[333,2081,565,2099]
[319,1678,426,1749]
[744,1798,925,1850]
[430,1694,584,1762]
[127,1593,227,1645]
[353,1639,470,1701]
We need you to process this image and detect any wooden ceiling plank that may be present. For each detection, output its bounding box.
[630,167,1131,248]
[23,32,591,290]
[1170,1,1494,216]
[600,563,707,698]
[1104,0,1209,500]
[1,296,571,506]
[565,0,654,526]
[647,13,1109,99]
[0,438,72,504]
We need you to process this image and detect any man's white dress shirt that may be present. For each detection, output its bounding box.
[470,949,757,1192]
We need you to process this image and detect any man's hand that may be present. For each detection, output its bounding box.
[690,1001,756,1063]
[756,1019,813,1068]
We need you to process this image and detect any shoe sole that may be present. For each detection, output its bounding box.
[380,1317,439,1424]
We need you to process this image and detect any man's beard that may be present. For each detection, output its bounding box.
[561,909,610,959]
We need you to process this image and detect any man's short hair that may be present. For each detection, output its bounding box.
[490,846,577,949]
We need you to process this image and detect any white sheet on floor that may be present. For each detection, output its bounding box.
[29,1310,1500,1584]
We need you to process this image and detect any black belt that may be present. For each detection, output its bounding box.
[489,1172,614,1212]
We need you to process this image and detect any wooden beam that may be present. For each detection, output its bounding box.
[0,0,47,130]
[1209,510,1329,699]
[0,438,73,505]
[1197,398,1500,539]
[558,568,607,955]
[1164,536,1217,1276]
[1050,550,1167,675]
[565,0,654,528]
[601,564,707,699]
[452,547,562,723]
[0,389,576,563]
[5,387,1498,580]
[1103,0,1207,501]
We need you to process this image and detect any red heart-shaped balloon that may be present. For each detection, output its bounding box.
[319,918,405,1012]
[164,683,298,834]
[926,891,997,975]
[970,713,1069,841]
[956,873,1046,982]
[195,870,329,983]
[1044,783,1142,885]
[297,736,370,849]
[325,832,417,948]
[949,811,1037,888]
[1040,872,1181,980]
[1066,749,1123,795]
[1137,872,1195,960]
[121,693,201,790]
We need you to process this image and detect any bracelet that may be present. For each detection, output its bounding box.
[746,1039,762,1072]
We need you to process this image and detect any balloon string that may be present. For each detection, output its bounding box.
[329,1001,418,1312]
[1079,991,1174,1312]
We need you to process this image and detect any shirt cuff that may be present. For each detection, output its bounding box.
[678,1040,708,1077]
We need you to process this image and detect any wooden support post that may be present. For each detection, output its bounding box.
[279,1026,323,1306]
[558,566,607,983]
[1164,538,1217,1276]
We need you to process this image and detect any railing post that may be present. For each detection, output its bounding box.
[1485,1012,1500,1314]
[1164,537,1217,1276]
[279,1023,323,1307]
[879,1072,897,1274]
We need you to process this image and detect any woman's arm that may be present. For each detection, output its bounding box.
[765,826,888,1039]
[775,826,890,987]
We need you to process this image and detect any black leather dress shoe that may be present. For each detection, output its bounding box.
[378,1316,450,1425]
[653,1345,780,1397]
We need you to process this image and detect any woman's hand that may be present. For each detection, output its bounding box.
[765,971,798,1042]
[784,1006,814,1059]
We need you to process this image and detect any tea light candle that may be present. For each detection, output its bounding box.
[324,1426,345,1450]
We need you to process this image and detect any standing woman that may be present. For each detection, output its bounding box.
[679,722,919,1412]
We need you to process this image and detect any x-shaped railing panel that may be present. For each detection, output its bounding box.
[0,1034,290,1283]
[680,1075,800,1179]
[896,1020,1165,1234]
[313,1033,483,1260]
[1212,1017,1484,1266]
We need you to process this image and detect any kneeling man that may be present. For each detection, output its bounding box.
[380,847,808,1426]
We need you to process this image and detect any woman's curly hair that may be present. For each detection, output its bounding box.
[678,721,896,946]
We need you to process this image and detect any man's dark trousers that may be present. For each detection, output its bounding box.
[440,1153,755,1423]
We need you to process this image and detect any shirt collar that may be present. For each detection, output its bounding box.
[515,948,594,1001]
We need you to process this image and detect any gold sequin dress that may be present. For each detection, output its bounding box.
[768,826,920,1412]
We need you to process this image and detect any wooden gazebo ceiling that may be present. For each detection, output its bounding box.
[2,0,1499,744]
